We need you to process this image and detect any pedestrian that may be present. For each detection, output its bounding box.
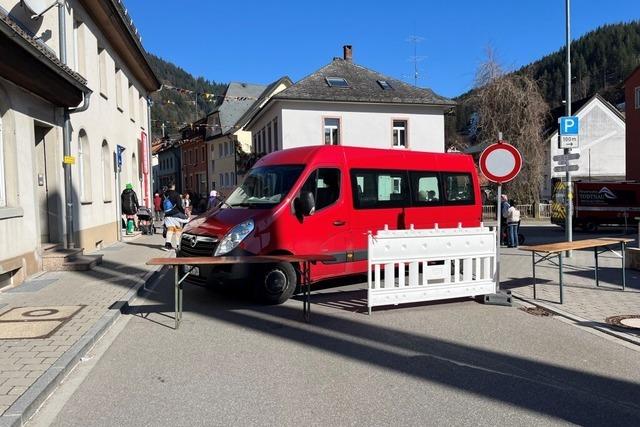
[207,190,219,210]
[162,184,188,251]
[500,194,510,245]
[183,193,192,217]
[121,183,139,233]
[153,192,162,221]
[506,200,521,248]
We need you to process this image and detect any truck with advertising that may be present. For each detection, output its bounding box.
[551,180,640,231]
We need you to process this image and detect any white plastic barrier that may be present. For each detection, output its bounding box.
[367,224,497,314]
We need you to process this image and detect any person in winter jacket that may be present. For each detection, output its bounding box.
[153,192,162,221]
[506,200,521,248]
[121,183,139,229]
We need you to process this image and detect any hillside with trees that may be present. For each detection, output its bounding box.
[147,54,226,138]
[454,21,640,133]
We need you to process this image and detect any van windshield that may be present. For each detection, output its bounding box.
[225,165,305,208]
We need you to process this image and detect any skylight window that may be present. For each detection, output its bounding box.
[378,80,393,90]
[326,77,349,88]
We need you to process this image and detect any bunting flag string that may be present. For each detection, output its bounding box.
[160,84,259,101]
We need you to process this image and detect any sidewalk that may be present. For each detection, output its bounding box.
[0,233,167,425]
[500,243,640,345]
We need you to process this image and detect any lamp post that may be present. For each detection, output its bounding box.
[564,0,573,252]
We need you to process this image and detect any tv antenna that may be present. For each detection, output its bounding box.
[406,35,426,87]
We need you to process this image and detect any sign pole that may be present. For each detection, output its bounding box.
[496,183,501,291]
[565,0,573,256]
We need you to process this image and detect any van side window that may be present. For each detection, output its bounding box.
[351,169,409,209]
[301,168,341,211]
[410,172,441,205]
[442,173,474,204]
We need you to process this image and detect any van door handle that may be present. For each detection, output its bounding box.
[333,220,346,226]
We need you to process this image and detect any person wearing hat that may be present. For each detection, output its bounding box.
[121,183,139,232]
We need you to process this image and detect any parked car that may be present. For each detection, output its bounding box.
[179,145,482,303]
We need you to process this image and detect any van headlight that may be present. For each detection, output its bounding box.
[214,219,254,256]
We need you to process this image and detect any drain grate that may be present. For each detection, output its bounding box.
[519,306,552,317]
[606,315,640,330]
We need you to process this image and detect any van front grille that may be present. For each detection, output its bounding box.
[179,234,219,257]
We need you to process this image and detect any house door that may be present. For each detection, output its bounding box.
[34,125,52,243]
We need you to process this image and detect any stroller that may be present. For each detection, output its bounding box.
[136,207,156,235]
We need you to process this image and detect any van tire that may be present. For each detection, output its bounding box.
[258,262,297,304]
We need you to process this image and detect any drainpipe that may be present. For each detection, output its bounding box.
[59,1,92,248]
[147,97,153,201]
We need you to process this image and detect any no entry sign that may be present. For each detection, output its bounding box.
[479,142,522,184]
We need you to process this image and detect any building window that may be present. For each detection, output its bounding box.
[98,47,107,97]
[260,129,266,153]
[0,113,5,207]
[324,118,340,145]
[257,131,263,153]
[273,118,278,151]
[101,141,112,202]
[392,120,407,148]
[73,20,85,75]
[636,87,640,109]
[253,134,257,153]
[115,68,123,111]
[78,130,92,202]
[132,153,138,191]
[377,80,393,90]
[128,84,136,122]
[326,77,349,88]
[267,123,272,153]
[139,96,145,125]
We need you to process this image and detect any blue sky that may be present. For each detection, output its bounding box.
[125,0,639,98]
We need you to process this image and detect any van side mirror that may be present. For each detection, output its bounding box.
[295,191,315,216]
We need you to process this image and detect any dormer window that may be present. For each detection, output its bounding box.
[378,80,392,90]
[326,77,349,88]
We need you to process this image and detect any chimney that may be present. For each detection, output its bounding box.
[343,45,353,62]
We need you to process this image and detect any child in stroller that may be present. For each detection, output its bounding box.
[136,207,156,235]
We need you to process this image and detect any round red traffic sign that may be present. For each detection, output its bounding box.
[479,142,522,184]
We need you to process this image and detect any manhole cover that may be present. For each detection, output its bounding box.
[606,315,640,330]
[0,306,85,339]
[519,306,552,317]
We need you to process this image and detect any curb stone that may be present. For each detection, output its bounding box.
[513,295,640,347]
[0,265,169,427]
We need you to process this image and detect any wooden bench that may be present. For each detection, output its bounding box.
[519,237,633,304]
[146,255,335,329]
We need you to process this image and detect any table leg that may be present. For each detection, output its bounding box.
[174,267,179,330]
[532,252,537,299]
[594,246,599,287]
[303,262,311,322]
[621,242,626,291]
[558,253,564,304]
[179,278,183,322]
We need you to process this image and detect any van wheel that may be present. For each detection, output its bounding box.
[258,262,297,304]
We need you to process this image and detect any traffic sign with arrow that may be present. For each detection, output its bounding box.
[552,153,580,162]
[553,164,579,173]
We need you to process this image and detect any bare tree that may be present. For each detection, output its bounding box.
[469,49,549,205]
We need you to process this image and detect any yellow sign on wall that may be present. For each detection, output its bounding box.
[63,156,76,165]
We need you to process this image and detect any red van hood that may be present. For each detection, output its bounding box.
[182,208,261,238]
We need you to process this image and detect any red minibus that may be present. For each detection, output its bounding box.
[179,145,482,303]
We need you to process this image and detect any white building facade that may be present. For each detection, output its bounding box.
[0,0,159,288]
[542,95,626,200]
[246,46,454,156]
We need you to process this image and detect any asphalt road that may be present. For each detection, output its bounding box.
[30,263,640,427]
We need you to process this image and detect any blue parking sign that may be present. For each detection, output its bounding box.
[559,116,579,135]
